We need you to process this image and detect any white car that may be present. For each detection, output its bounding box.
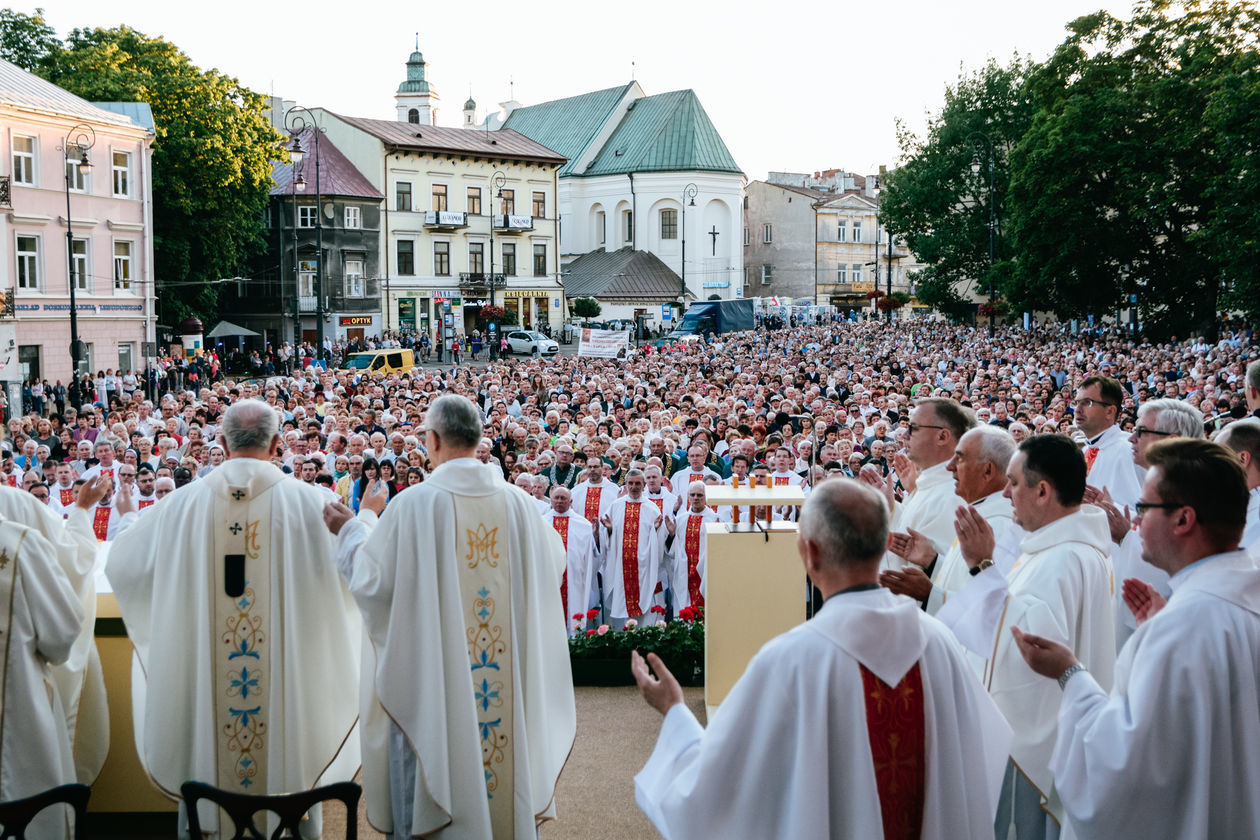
[505,330,559,356]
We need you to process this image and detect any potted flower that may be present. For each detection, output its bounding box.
[568,605,706,686]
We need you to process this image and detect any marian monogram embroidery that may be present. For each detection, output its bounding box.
[244,520,262,560]
[221,580,266,788]
[465,523,500,569]
[468,585,508,798]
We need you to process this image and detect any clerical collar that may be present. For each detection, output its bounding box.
[823,582,880,604]
[1087,428,1109,446]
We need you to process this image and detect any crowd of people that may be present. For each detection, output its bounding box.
[1,315,1258,838]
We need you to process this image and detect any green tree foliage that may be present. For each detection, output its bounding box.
[880,57,1035,321]
[571,297,602,319]
[1009,0,1260,336]
[36,26,285,326]
[0,8,58,71]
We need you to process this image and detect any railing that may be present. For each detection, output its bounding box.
[424,210,469,228]
[0,175,10,209]
[493,214,533,232]
[299,295,318,311]
[458,272,506,289]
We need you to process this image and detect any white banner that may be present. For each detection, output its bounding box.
[577,328,630,359]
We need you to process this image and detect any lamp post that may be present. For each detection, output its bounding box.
[680,183,697,310]
[968,132,997,337]
[285,107,326,363]
[291,170,306,350]
[59,123,95,373]
[489,170,506,359]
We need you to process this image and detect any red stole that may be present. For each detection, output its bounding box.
[860,662,926,840]
[683,514,704,608]
[621,501,643,617]
[92,505,112,542]
[1084,446,1099,474]
[552,515,570,616]
[688,473,704,487]
[138,498,155,510]
[3,475,14,487]
[582,485,603,523]
[58,486,76,507]
[773,475,791,486]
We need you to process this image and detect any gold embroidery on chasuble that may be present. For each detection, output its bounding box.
[455,494,516,838]
[0,526,29,753]
[213,482,273,792]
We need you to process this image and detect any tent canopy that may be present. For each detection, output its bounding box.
[206,320,261,338]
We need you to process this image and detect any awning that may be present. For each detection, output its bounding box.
[206,320,262,338]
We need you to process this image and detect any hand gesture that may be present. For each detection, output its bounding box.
[888,528,935,568]
[600,512,613,531]
[1011,626,1079,681]
[654,513,664,529]
[665,516,676,535]
[75,475,112,510]
[879,566,933,602]
[361,480,388,515]
[1122,578,1167,625]
[630,650,684,716]
[893,452,918,493]
[954,504,995,567]
[1095,495,1132,546]
[1082,484,1104,505]
[673,495,683,514]
[115,486,136,515]
[859,464,894,507]
[323,500,354,536]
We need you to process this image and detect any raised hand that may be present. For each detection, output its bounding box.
[323,500,354,536]
[880,566,932,602]
[1096,497,1132,545]
[76,475,112,510]
[600,512,613,531]
[1121,577,1167,625]
[630,650,684,716]
[1011,626,1079,680]
[888,528,935,568]
[665,516,676,535]
[361,480,388,515]
[859,464,894,507]
[954,504,996,567]
[893,452,918,493]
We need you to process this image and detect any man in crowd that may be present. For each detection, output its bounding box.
[1215,419,1260,555]
[664,482,717,614]
[1013,438,1260,838]
[571,460,616,527]
[108,400,362,838]
[632,479,1012,838]
[600,469,665,628]
[545,486,598,633]
[324,394,574,838]
[1074,375,1143,509]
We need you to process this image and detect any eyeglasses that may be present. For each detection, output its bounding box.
[1134,500,1185,518]
[1133,427,1175,439]
[1071,398,1116,410]
[907,423,947,436]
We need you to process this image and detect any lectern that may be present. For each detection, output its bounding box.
[701,483,808,718]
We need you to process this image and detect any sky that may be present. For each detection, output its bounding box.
[36,0,1137,181]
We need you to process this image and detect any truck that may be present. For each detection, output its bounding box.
[652,299,755,346]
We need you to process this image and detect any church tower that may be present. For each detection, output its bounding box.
[395,39,439,125]
[463,94,477,127]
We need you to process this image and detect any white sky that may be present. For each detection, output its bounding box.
[37,0,1136,181]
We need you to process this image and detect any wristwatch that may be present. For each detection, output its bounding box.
[1058,663,1086,690]
[968,558,994,576]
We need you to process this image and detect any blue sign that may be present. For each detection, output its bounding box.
[661,305,671,320]
[488,323,497,332]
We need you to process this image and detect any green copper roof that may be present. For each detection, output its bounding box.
[398,50,430,94]
[583,89,742,177]
[502,83,634,176]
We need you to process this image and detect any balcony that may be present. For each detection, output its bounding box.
[423,210,469,229]
[458,272,506,292]
[0,175,10,209]
[299,295,318,312]
[493,214,533,233]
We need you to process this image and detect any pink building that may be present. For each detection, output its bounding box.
[0,57,155,392]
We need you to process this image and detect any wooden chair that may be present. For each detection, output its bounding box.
[181,781,361,840]
[0,783,91,840]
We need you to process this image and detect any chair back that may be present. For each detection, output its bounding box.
[0,783,91,840]
[181,781,361,840]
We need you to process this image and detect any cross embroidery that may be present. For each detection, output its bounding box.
[0,549,8,570]
[230,523,242,535]
[232,490,247,501]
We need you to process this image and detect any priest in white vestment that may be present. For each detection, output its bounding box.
[545,486,598,634]
[325,394,575,839]
[108,400,361,838]
[0,480,110,784]
[600,469,665,628]
[633,479,1012,840]
[960,435,1116,839]
[643,465,678,520]
[1214,419,1260,555]
[869,398,972,571]
[664,482,717,612]
[0,512,83,840]
[1074,376,1142,509]
[570,469,616,526]
[1013,438,1260,840]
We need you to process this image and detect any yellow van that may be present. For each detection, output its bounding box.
[340,348,415,375]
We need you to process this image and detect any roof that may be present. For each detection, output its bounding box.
[562,247,692,301]
[329,112,567,166]
[582,89,742,177]
[271,126,383,199]
[0,58,136,128]
[501,83,635,176]
[753,180,832,201]
[92,102,156,133]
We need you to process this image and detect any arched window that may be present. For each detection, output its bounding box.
[407,108,419,124]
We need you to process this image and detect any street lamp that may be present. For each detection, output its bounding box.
[285,106,326,362]
[489,170,506,359]
[968,132,997,337]
[680,183,697,314]
[290,169,306,349]
[59,123,95,373]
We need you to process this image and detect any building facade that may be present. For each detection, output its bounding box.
[0,59,156,390]
[239,123,384,347]
[745,170,926,314]
[315,110,566,341]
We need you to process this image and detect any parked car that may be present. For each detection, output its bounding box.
[505,330,560,356]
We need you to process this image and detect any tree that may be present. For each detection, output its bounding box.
[1009,0,1260,336]
[0,8,59,71]
[36,26,286,327]
[571,297,602,319]
[880,57,1036,321]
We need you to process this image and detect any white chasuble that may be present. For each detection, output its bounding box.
[212,478,273,791]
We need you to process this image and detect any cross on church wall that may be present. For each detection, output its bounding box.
[708,226,719,256]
